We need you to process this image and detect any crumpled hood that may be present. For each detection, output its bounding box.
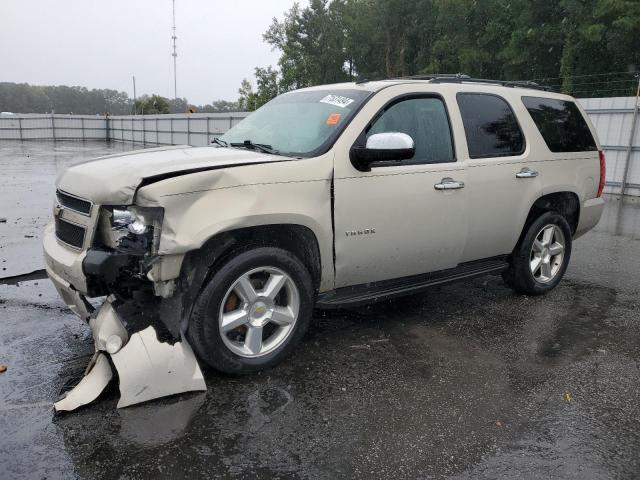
[56,145,292,204]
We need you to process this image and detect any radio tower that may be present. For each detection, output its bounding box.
[171,0,178,99]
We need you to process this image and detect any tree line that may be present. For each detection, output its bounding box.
[3,1,637,114]
[238,0,640,110]
[0,83,240,115]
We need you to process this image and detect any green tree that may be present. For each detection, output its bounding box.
[167,97,189,113]
[134,95,170,115]
[0,82,132,114]
[245,0,640,98]
[237,78,258,111]
[264,0,350,90]
[208,100,240,112]
[559,0,640,97]
[254,66,280,107]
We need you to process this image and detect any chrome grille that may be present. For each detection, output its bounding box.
[56,190,92,216]
[55,217,86,249]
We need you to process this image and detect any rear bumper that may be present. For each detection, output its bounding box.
[575,197,605,239]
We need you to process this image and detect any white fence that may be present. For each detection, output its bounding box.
[0,114,109,141]
[0,112,249,146]
[578,97,639,196]
[1,97,639,195]
[108,113,249,146]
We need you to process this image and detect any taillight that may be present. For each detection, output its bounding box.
[597,150,606,197]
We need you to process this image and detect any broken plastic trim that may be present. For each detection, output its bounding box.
[54,352,113,412]
[54,299,206,412]
[112,326,206,408]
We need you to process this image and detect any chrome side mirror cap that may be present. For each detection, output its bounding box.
[350,132,415,171]
[365,132,415,151]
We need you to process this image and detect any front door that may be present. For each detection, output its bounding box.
[333,92,468,288]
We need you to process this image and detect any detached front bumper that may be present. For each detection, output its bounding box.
[54,299,206,412]
[44,222,206,412]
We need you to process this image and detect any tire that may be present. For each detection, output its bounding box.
[188,247,313,374]
[503,211,572,296]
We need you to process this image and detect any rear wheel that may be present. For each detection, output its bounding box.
[188,247,313,374]
[503,211,572,295]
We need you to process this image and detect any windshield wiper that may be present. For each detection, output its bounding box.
[230,140,279,155]
[211,137,228,147]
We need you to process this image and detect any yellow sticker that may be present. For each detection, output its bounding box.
[326,113,342,125]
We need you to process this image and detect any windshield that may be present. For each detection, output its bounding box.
[220,89,372,157]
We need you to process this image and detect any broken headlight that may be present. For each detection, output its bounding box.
[101,206,163,254]
[113,209,149,235]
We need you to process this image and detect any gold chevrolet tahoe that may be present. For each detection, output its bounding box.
[44,76,605,410]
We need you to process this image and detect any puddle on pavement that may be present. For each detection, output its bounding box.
[536,282,617,360]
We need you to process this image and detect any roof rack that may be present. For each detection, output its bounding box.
[393,73,552,91]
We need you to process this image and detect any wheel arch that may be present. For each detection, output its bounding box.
[515,191,580,251]
[198,224,321,285]
[172,224,323,333]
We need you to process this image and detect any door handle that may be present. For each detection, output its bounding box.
[434,177,465,190]
[516,168,539,178]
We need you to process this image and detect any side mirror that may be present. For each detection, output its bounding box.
[350,132,415,171]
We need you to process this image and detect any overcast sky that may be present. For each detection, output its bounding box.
[0,0,305,105]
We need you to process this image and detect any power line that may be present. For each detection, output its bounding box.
[545,78,638,88]
[526,70,638,82]
[571,86,637,96]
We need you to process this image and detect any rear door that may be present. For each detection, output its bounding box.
[520,96,600,201]
[332,86,468,288]
[455,91,543,262]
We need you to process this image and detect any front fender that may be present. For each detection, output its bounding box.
[134,155,335,290]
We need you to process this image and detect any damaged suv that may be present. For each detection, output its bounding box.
[45,75,605,410]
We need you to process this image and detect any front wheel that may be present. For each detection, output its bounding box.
[503,211,572,295]
[188,247,314,374]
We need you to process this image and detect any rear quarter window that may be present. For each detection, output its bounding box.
[521,96,597,152]
[456,93,525,159]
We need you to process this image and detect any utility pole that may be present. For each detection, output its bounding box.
[172,0,178,99]
[132,75,137,115]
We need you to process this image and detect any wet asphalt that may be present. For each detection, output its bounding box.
[1,140,639,479]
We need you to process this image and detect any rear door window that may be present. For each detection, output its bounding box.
[456,93,525,159]
[521,96,597,152]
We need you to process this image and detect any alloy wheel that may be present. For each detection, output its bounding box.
[218,266,300,358]
[530,224,566,283]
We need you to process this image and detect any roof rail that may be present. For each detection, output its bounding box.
[394,73,552,91]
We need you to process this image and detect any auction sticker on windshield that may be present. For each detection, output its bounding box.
[320,94,355,108]
[326,113,342,125]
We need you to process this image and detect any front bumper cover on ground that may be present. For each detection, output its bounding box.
[54,299,206,412]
